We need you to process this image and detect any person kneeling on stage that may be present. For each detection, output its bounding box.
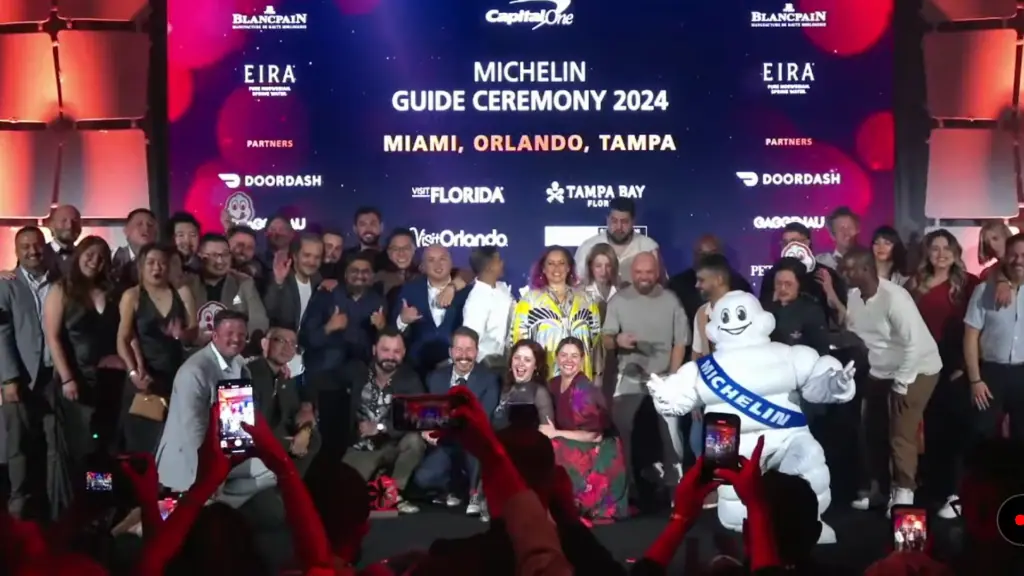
[246,323,321,476]
[342,327,426,513]
[414,327,500,516]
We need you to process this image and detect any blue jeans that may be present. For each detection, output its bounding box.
[688,410,703,465]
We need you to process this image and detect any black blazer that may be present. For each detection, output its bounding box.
[668,267,752,326]
[263,272,322,329]
[425,364,500,419]
[248,357,304,435]
[343,360,425,446]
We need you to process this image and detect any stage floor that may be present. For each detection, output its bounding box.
[360,504,914,573]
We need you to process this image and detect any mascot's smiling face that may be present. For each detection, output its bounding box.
[707,291,775,349]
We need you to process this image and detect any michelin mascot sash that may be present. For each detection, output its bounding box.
[645,291,856,544]
[697,355,807,429]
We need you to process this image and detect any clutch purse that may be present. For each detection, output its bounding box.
[129,393,168,422]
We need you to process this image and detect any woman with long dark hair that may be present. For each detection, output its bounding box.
[509,246,601,380]
[492,339,555,431]
[912,229,979,519]
[871,226,909,286]
[116,243,197,453]
[42,235,122,518]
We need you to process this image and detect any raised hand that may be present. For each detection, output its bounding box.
[370,306,385,330]
[272,251,292,284]
[715,435,766,504]
[318,279,338,292]
[673,455,719,520]
[197,403,243,486]
[438,386,499,460]
[119,453,161,505]
[240,412,292,472]
[616,332,638,349]
[399,299,422,324]
[326,306,348,333]
[436,284,455,308]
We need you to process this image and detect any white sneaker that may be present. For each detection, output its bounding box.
[887,488,914,518]
[465,493,482,516]
[937,495,961,519]
[641,463,666,484]
[851,488,884,511]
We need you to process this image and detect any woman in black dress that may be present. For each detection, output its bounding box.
[492,339,556,430]
[116,243,197,453]
[42,236,122,517]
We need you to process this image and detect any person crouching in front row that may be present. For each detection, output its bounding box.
[342,327,427,513]
[414,327,500,516]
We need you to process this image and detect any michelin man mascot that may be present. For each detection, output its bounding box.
[648,291,855,543]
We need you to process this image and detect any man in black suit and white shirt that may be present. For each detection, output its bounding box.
[413,327,499,516]
[43,205,81,278]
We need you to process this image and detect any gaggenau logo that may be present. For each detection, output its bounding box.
[411,186,506,204]
[736,171,840,187]
[410,228,509,248]
[753,216,826,230]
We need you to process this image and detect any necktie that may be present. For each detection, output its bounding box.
[455,377,467,387]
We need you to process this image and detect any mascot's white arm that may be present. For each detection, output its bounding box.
[647,362,704,417]
[789,345,856,404]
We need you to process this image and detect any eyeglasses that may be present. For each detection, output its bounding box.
[270,336,302,354]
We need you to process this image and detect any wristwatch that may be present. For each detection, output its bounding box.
[128,369,139,379]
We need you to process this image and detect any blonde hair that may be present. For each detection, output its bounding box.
[978,221,1012,265]
[916,229,969,303]
[584,243,619,285]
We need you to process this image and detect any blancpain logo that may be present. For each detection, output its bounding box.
[233,6,308,31]
[545,181,645,208]
[751,3,826,28]
[762,62,814,96]
[485,0,574,30]
[411,186,506,204]
[753,216,826,230]
[244,64,296,98]
[410,228,509,248]
[736,171,841,187]
[219,173,322,188]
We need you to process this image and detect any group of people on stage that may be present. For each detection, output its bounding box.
[0,196,1021,540]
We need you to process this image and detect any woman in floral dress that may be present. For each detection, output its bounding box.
[542,337,628,520]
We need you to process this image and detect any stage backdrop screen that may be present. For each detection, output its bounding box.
[168,0,894,286]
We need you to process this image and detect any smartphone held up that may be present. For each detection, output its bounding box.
[702,412,741,483]
[391,394,458,431]
[892,506,928,552]
[217,379,256,454]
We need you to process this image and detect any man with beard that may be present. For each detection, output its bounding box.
[43,205,81,277]
[816,206,861,270]
[186,234,269,345]
[0,227,56,518]
[258,215,296,272]
[322,230,345,266]
[415,327,499,515]
[602,252,690,490]
[342,206,384,270]
[341,328,426,513]
[573,199,659,285]
[112,208,158,288]
[227,225,266,290]
[667,234,752,326]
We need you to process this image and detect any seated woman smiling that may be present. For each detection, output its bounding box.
[542,337,629,520]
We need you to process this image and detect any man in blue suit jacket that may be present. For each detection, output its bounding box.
[413,327,499,516]
[392,244,470,377]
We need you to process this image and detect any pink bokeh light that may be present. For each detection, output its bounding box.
[167,64,194,123]
[215,86,311,172]
[855,111,894,171]
[183,160,236,231]
[335,0,383,16]
[798,0,893,56]
[773,142,875,216]
[167,0,287,69]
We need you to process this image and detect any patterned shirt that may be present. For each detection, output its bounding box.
[354,367,393,451]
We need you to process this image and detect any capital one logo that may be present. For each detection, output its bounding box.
[410,227,509,248]
[411,186,506,204]
[485,0,574,30]
[736,171,840,187]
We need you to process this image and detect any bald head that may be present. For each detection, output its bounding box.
[838,246,877,292]
[422,243,452,282]
[694,235,722,260]
[631,251,660,294]
[46,204,82,245]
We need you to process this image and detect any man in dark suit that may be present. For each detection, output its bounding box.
[667,234,752,325]
[263,233,323,330]
[246,324,320,476]
[340,328,426,513]
[111,208,158,289]
[414,327,499,516]
[392,244,470,377]
[186,233,269,343]
[0,227,56,518]
[42,204,81,278]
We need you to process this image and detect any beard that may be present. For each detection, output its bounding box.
[375,358,398,373]
[607,230,632,245]
[360,233,380,246]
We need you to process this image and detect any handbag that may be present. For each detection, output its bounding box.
[129,393,167,422]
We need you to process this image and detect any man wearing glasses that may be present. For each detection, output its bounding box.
[186,233,270,347]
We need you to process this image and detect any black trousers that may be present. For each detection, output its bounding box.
[975,362,1024,441]
[922,371,972,501]
[237,487,292,572]
[3,368,52,519]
